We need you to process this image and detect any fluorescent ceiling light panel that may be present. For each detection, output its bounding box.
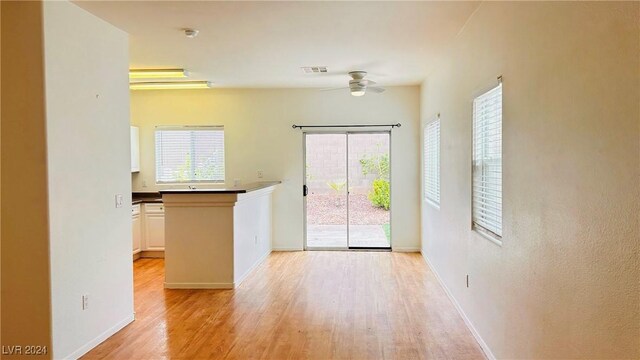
[129,69,189,79]
[130,81,213,90]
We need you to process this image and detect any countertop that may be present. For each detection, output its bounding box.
[158,181,281,195]
[132,192,162,204]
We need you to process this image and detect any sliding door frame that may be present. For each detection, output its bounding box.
[303,130,392,251]
[303,131,349,251]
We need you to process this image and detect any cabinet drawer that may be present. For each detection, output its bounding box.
[144,203,164,213]
[132,204,141,216]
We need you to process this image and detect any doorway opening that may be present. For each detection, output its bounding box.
[304,132,391,250]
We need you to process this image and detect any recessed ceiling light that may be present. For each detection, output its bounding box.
[130,81,212,90]
[129,69,189,79]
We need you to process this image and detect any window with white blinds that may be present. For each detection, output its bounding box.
[472,83,502,238]
[155,126,225,183]
[424,119,440,206]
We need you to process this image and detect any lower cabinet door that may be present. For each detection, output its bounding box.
[144,213,165,250]
[132,214,142,254]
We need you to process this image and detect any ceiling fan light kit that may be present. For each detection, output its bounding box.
[323,70,386,97]
[350,87,366,97]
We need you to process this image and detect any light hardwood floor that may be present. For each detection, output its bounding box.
[83,252,484,359]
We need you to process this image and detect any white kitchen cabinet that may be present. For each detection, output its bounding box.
[132,204,142,254]
[131,126,140,173]
[143,203,165,251]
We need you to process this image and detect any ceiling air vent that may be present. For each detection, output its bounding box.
[301,66,328,74]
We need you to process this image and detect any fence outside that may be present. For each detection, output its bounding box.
[305,133,389,194]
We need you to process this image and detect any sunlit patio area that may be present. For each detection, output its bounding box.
[307,224,389,248]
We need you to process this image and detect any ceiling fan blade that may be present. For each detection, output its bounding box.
[320,87,349,92]
[368,87,386,94]
[365,80,377,86]
[312,72,349,78]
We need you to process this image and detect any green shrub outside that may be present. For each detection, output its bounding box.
[368,178,390,210]
[360,152,390,210]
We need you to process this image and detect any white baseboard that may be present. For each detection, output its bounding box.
[392,247,421,252]
[165,250,272,289]
[164,282,233,289]
[64,313,134,360]
[234,250,271,287]
[421,252,496,360]
[272,247,303,251]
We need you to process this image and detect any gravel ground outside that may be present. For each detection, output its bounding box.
[306,194,390,225]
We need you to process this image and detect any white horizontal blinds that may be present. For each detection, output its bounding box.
[424,119,440,204]
[472,83,502,237]
[155,126,225,183]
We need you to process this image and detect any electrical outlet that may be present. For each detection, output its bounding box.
[142,180,148,188]
[234,179,242,187]
[115,194,123,208]
[257,170,264,179]
[82,294,89,310]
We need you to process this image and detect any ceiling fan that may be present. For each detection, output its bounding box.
[323,71,386,97]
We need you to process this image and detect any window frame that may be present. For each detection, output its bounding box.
[471,81,503,244]
[424,117,441,208]
[154,125,225,184]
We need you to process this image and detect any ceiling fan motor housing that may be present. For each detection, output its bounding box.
[348,71,367,80]
[349,71,370,92]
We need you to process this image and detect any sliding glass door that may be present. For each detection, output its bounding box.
[304,134,348,249]
[304,132,391,250]
[347,133,391,248]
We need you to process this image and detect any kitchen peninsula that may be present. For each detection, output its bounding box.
[159,181,280,289]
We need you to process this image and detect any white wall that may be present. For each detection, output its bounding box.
[131,87,421,251]
[420,2,639,359]
[43,2,133,358]
[234,188,274,284]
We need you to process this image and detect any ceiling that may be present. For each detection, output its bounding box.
[74,1,479,88]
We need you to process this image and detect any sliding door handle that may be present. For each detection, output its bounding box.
[303,185,308,197]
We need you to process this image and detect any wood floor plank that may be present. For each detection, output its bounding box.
[82,252,485,359]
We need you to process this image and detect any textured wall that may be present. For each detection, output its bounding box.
[420,2,639,358]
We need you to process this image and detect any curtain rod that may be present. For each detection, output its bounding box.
[292,123,401,129]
